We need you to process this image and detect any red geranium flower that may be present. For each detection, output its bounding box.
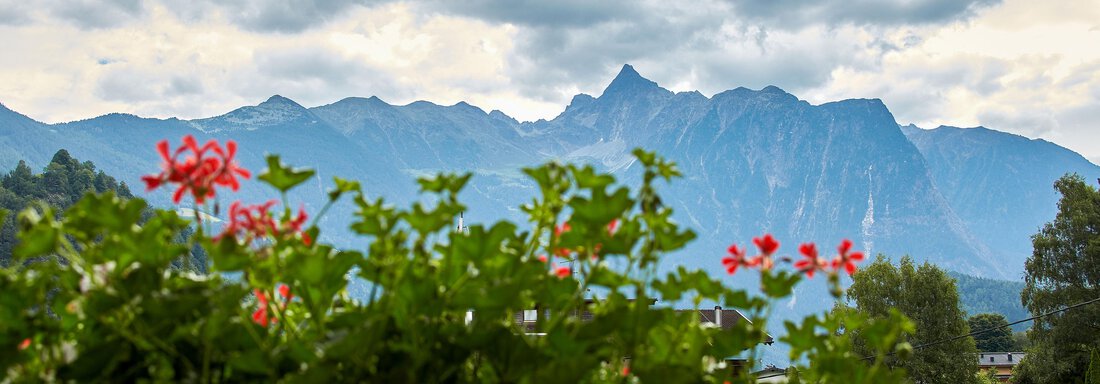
[831,239,865,275]
[555,221,571,236]
[278,284,292,301]
[252,289,274,327]
[216,200,311,245]
[18,338,31,351]
[794,243,827,278]
[753,234,780,255]
[142,135,251,204]
[722,244,751,275]
[554,265,571,279]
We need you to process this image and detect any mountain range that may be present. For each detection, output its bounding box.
[6,65,1093,276]
[4,64,1096,364]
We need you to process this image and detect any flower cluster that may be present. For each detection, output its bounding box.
[252,285,292,327]
[723,234,865,278]
[142,135,250,204]
[216,200,310,245]
[721,234,780,274]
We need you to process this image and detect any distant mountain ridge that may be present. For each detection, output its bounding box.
[2,64,1096,284]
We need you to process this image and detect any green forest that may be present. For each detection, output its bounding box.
[950,271,1029,330]
[0,150,133,267]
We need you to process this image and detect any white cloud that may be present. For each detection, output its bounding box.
[0,0,1097,159]
[804,0,1100,160]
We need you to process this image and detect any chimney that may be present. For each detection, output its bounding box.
[714,306,722,328]
[457,212,464,232]
[1008,353,1013,362]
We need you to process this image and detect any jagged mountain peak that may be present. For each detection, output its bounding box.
[566,93,596,110]
[600,64,668,97]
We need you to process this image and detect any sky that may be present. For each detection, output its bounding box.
[1,0,1099,160]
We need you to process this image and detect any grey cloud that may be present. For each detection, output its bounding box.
[239,46,405,104]
[0,0,34,25]
[47,0,144,29]
[728,0,1001,28]
[168,76,204,96]
[426,0,637,28]
[168,0,382,33]
[976,108,1059,137]
[95,69,159,102]
[503,3,733,101]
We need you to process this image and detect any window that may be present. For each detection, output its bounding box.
[523,310,538,322]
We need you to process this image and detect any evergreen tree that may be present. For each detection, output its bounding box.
[1015,174,1100,383]
[0,150,134,266]
[968,313,1015,352]
[847,255,979,383]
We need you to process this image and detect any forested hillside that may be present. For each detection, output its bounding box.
[950,272,1029,330]
[0,150,133,266]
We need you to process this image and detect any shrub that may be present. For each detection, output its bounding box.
[1,136,913,383]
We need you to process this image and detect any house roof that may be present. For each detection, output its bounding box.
[978,352,1025,367]
[675,307,774,344]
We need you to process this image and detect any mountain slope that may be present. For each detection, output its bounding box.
[902,125,1100,279]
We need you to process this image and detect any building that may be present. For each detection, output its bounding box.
[977,352,1024,382]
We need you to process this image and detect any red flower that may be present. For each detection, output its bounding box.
[216,200,311,244]
[721,244,749,275]
[607,219,619,235]
[278,284,292,301]
[831,239,865,275]
[142,135,251,204]
[554,265,571,279]
[555,221,571,236]
[17,338,31,351]
[553,221,573,257]
[753,234,780,255]
[621,366,630,376]
[537,254,548,263]
[794,243,827,278]
[251,289,273,327]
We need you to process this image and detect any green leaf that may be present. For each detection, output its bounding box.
[328,176,361,201]
[257,155,315,193]
[417,173,471,194]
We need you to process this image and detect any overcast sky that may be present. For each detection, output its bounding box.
[1,0,1098,160]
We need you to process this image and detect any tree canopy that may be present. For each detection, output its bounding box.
[0,150,133,266]
[968,313,1015,352]
[1015,174,1100,383]
[847,255,979,383]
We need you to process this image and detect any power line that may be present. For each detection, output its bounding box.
[753,296,1100,380]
